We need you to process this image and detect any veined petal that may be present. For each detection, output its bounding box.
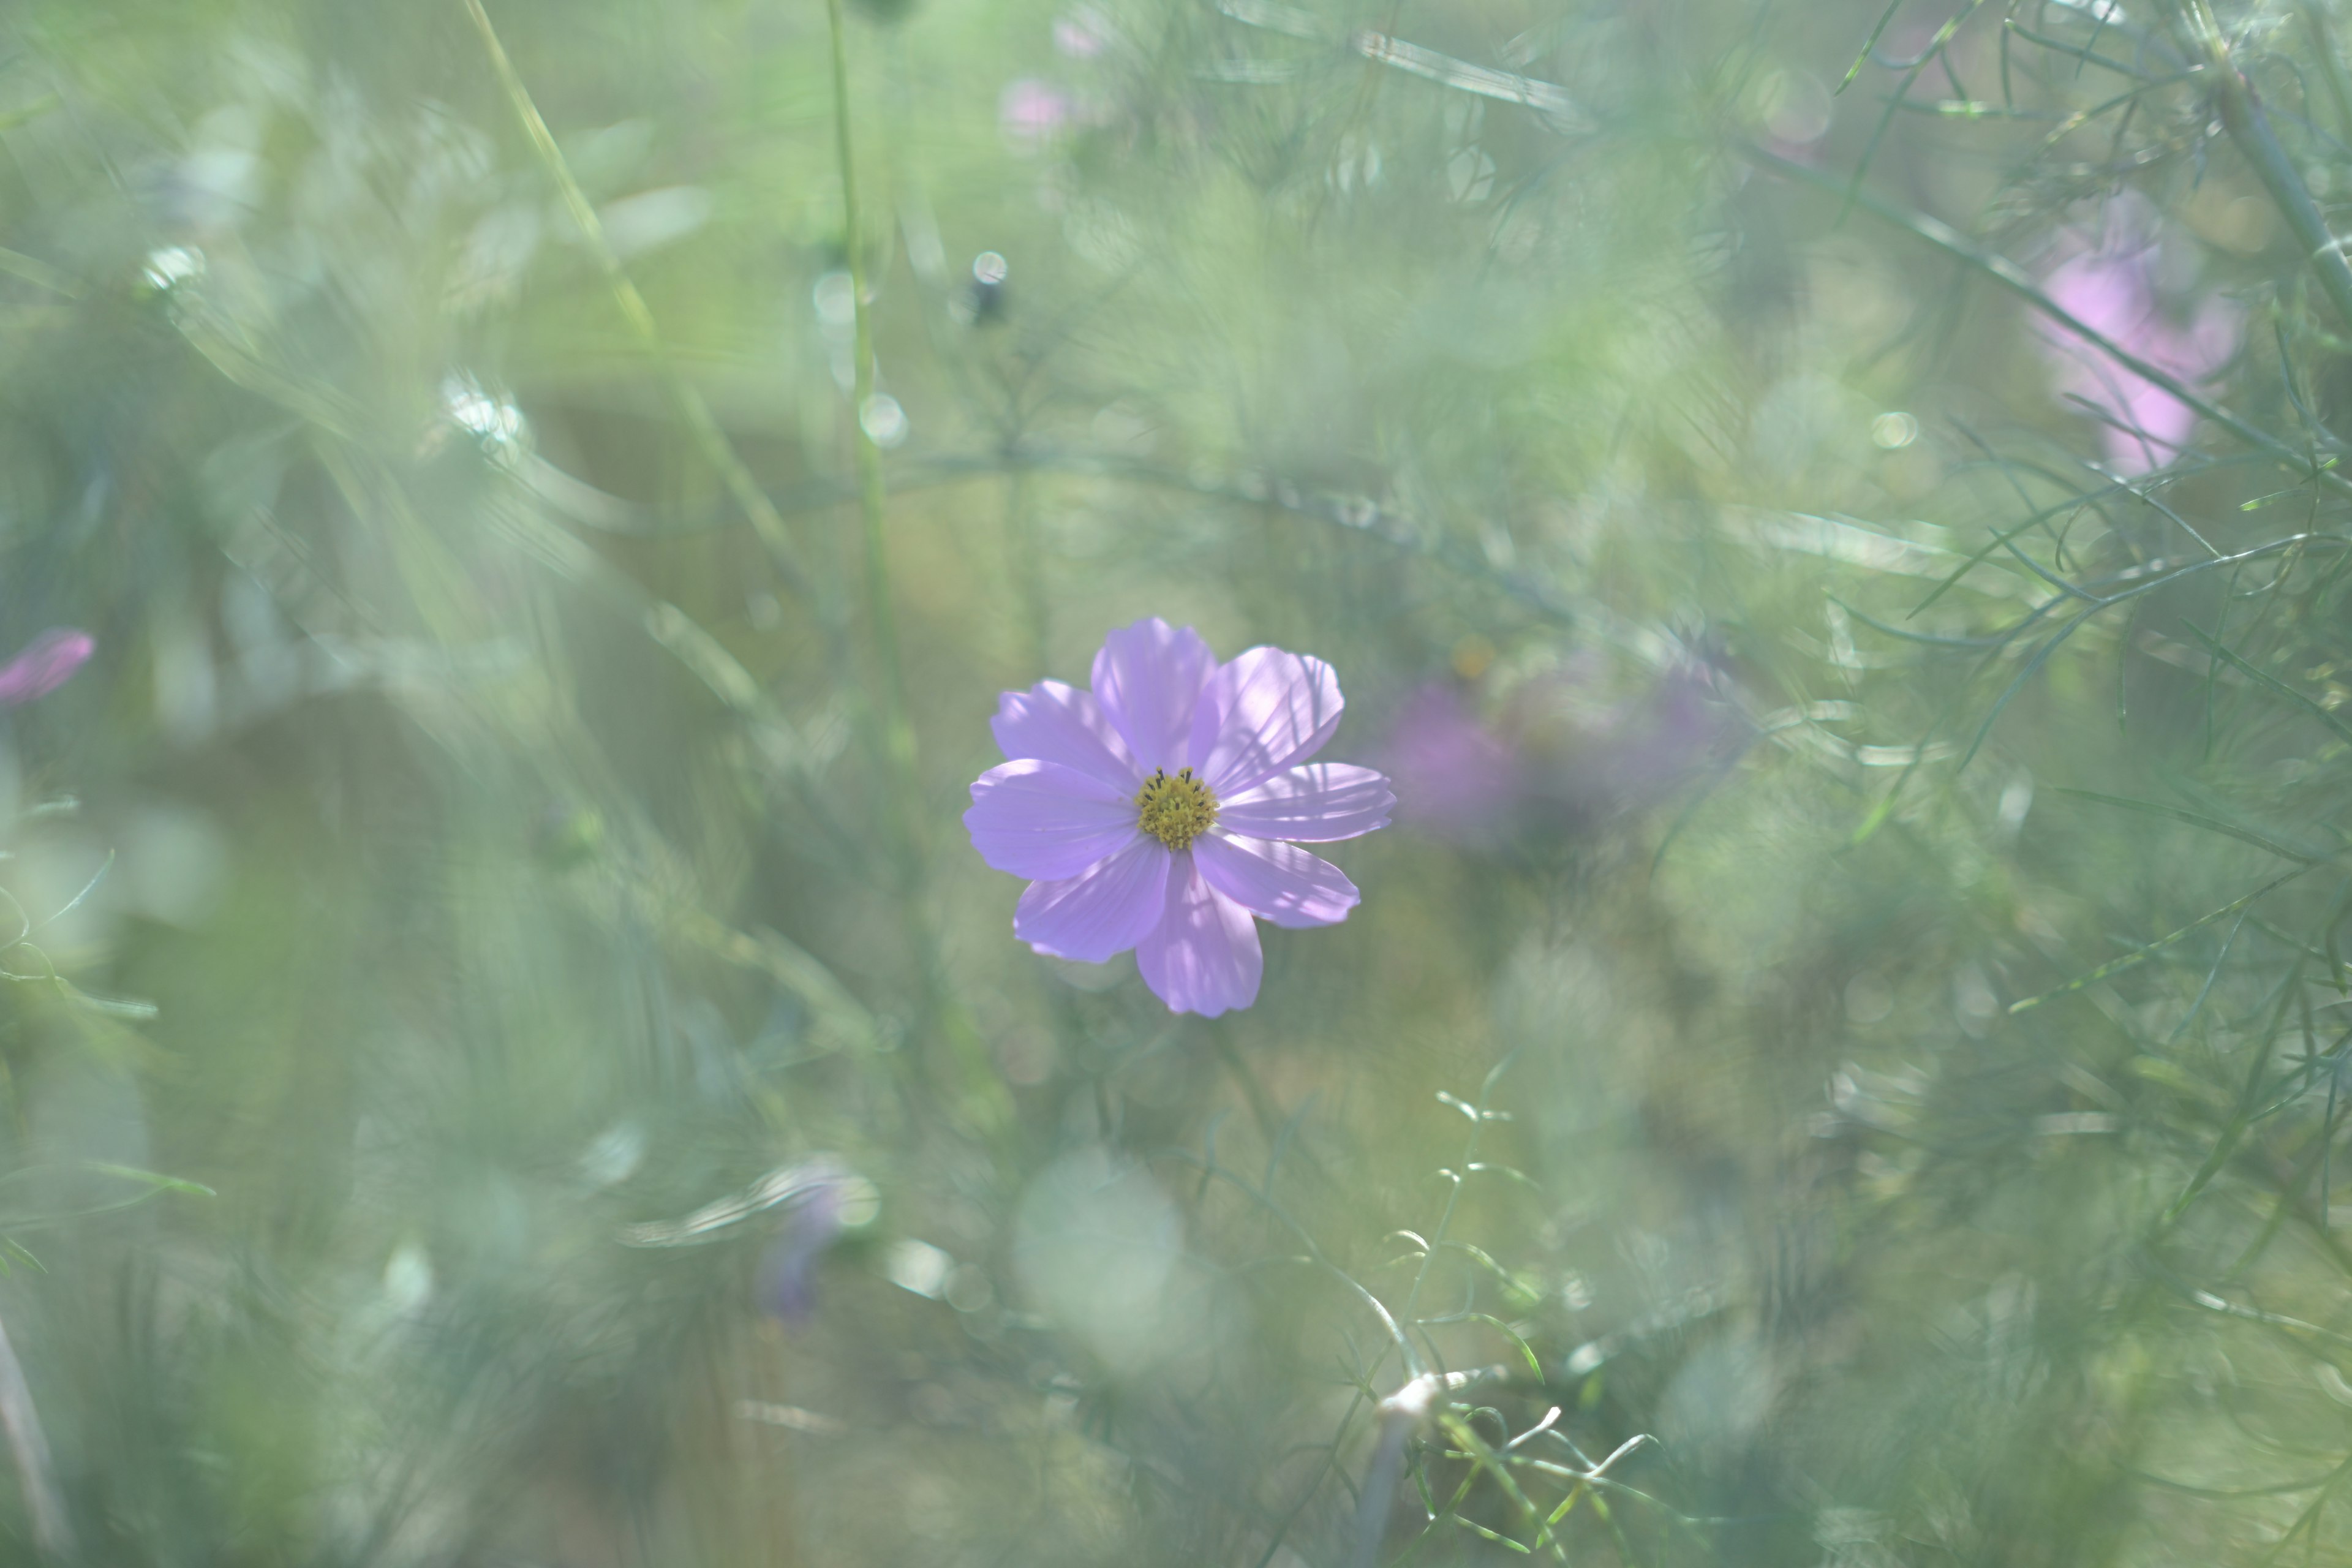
[1194,832,1359,928]
[1014,837,1172,963]
[1191,646,1344,796]
[990,679,1139,790]
[1091,618,1216,775]
[1136,854,1262,1016]
[1219,763,1393,842]
[965,760,1144,880]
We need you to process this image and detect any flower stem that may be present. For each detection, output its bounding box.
[824,0,919,863]
[459,0,814,599]
[824,0,1013,1145]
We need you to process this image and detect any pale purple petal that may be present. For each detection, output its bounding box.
[1191,646,1344,796]
[1091,618,1215,775]
[1014,837,1171,962]
[965,760,1142,880]
[991,679,1139,790]
[1219,763,1393,842]
[0,629,93,706]
[1135,854,1262,1016]
[1194,832,1360,929]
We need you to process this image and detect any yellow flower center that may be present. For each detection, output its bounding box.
[1136,766,1219,851]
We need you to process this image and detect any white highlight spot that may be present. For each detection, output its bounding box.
[1871,412,1920,450]
[859,394,908,448]
[886,1238,953,1298]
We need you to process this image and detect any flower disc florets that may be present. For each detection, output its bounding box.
[1136,766,1218,850]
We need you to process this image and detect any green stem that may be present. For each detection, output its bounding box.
[459,0,813,598]
[824,0,919,861]
[1746,140,2352,503]
[2176,0,2352,332]
[823,0,1013,1147]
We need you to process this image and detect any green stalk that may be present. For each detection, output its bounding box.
[459,0,813,597]
[1746,141,2352,503]
[2175,0,2352,333]
[824,0,1013,1144]
[824,0,919,859]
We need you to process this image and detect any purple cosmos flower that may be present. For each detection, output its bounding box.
[0,630,92,706]
[966,618,1393,1017]
[2038,210,2241,475]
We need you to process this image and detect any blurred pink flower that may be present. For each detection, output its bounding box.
[967,617,1392,1017]
[0,629,92,706]
[1000,79,1076,146]
[2040,216,2241,475]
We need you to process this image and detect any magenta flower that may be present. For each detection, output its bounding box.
[2039,212,2241,475]
[966,618,1393,1017]
[0,630,92,706]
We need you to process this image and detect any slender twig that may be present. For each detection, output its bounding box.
[1744,140,2352,503]
[823,0,918,845]
[458,0,814,598]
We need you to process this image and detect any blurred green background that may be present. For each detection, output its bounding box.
[7,0,2352,1562]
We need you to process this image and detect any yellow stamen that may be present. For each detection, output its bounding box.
[1136,766,1218,851]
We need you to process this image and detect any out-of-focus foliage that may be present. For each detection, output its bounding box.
[8,0,2352,1564]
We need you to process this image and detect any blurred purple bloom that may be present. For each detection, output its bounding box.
[1382,658,1740,845]
[0,630,93,706]
[2040,216,2241,475]
[1000,79,1075,146]
[753,1159,859,1325]
[967,617,1393,1017]
[1382,685,1521,846]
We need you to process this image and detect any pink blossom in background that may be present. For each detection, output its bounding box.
[0,629,93,706]
[1000,79,1076,147]
[2039,216,2241,475]
[966,618,1393,1017]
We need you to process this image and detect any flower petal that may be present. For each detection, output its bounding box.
[1136,854,1262,1016]
[0,628,92,706]
[1219,763,1394,842]
[990,679,1139,790]
[1191,646,1344,796]
[966,760,1144,880]
[1091,618,1216,775]
[1194,832,1360,928]
[1014,837,1172,962]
